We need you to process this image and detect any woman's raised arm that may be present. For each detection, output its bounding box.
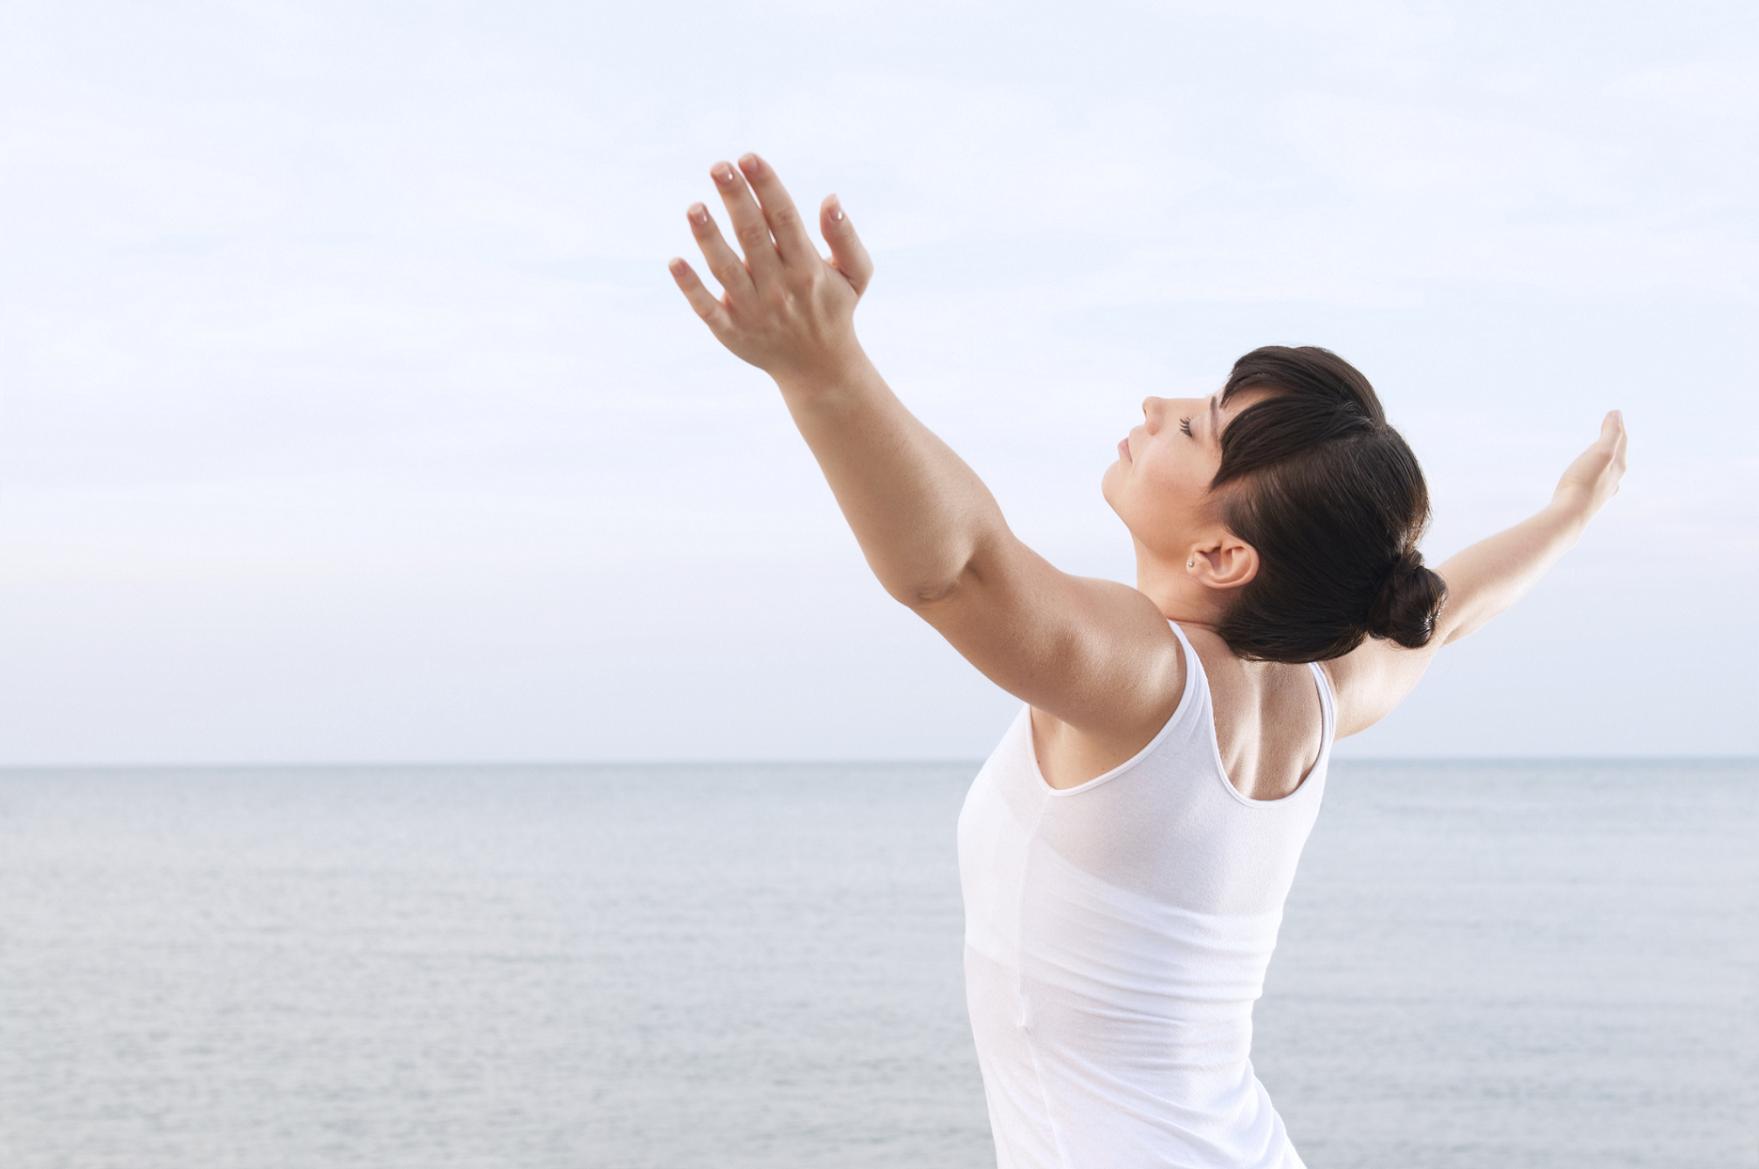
[668,152,1005,604]
[1324,410,1627,738]
[1436,409,1627,647]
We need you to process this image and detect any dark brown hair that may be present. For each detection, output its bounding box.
[1205,345,1448,662]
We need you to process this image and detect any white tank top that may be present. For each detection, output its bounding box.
[955,618,1336,1169]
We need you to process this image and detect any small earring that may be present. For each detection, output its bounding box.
[1187,559,1194,568]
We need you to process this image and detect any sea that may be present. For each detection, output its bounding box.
[1,758,1754,1169]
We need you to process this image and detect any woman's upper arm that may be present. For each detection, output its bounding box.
[903,529,1182,739]
[1321,624,1450,739]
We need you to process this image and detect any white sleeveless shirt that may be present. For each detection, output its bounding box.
[955,618,1336,1169]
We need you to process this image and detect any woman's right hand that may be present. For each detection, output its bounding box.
[1551,409,1628,520]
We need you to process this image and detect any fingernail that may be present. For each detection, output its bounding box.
[739,153,760,174]
[829,196,844,222]
[689,203,708,224]
[713,164,736,184]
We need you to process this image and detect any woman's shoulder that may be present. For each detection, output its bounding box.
[1030,619,1188,791]
[1189,629,1330,801]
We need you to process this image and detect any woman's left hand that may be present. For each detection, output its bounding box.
[668,152,874,387]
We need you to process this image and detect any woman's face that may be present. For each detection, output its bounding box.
[1103,387,1273,566]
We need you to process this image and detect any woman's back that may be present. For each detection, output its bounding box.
[1031,620,1330,803]
[956,618,1337,1168]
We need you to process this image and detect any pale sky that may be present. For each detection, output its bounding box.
[0,1,1753,765]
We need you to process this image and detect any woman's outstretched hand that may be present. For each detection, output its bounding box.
[668,152,874,388]
[1552,409,1628,521]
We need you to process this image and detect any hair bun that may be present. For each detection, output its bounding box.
[1366,547,1445,648]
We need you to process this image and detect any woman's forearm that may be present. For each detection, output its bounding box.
[1434,498,1591,645]
[774,347,1007,603]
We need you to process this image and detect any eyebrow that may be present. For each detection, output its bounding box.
[1208,395,1219,443]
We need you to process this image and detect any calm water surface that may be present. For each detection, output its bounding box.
[1,758,1754,1168]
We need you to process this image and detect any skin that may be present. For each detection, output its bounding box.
[667,152,872,387]
[667,152,1322,794]
[1102,387,1280,636]
[666,152,1630,796]
[1091,386,1337,797]
[664,147,1277,645]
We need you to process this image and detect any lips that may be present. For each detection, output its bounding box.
[1118,437,1132,461]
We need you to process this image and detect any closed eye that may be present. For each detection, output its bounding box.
[1179,416,1193,437]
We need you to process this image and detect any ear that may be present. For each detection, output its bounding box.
[1203,537,1260,591]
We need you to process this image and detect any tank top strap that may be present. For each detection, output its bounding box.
[1169,619,1335,749]
[1307,658,1337,751]
[1166,617,1199,672]
[1167,618,1334,806]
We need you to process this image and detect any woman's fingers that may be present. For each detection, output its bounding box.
[674,152,873,360]
[711,160,784,292]
[737,153,817,272]
[685,200,754,304]
[667,255,733,336]
[1552,410,1629,514]
[820,193,874,296]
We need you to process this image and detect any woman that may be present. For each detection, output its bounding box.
[669,153,1628,1168]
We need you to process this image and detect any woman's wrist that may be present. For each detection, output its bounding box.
[1544,487,1597,534]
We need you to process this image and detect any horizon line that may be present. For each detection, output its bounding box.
[0,754,1753,773]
